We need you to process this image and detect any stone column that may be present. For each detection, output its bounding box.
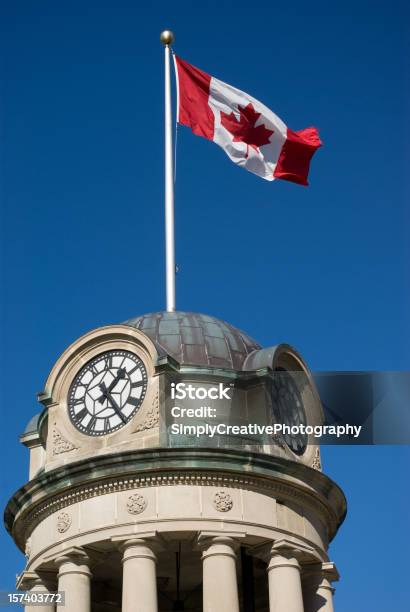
[121,538,158,612]
[55,548,91,612]
[22,573,55,612]
[202,536,240,612]
[303,563,339,612]
[267,544,304,612]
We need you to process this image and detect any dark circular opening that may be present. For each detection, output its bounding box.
[271,367,307,455]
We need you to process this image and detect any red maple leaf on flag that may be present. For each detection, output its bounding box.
[220,103,274,158]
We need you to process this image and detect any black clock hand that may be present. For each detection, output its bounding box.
[97,368,126,404]
[106,391,127,424]
[107,367,126,393]
[98,382,127,423]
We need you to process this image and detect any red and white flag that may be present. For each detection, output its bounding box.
[174,56,322,185]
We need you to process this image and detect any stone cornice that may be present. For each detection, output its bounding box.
[4,448,346,551]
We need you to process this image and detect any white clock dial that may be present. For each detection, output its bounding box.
[68,350,148,436]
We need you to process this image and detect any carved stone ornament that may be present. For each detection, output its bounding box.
[56,511,72,533]
[312,448,322,471]
[271,432,286,448]
[134,393,159,432]
[52,427,77,455]
[213,490,233,512]
[25,538,31,559]
[126,493,147,515]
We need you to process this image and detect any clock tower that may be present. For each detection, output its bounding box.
[5,311,346,612]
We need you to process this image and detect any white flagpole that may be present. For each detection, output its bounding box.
[160,30,176,312]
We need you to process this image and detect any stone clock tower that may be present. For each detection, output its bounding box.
[5,311,346,612]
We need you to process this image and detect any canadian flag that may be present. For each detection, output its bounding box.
[174,56,322,185]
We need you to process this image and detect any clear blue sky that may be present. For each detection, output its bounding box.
[1,1,409,609]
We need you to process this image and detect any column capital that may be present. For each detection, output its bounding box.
[120,537,154,549]
[16,571,42,591]
[54,546,91,568]
[120,540,157,565]
[252,537,319,564]
[268,553,301,574]
[197,531,245,551]
[271,538,317,560]
[321,562,340,583]
[111,530,166,554]
[303,561,340,584]
[17,569,58,593]
[302,561,339,611]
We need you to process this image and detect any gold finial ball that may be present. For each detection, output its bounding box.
[160,30,175,46]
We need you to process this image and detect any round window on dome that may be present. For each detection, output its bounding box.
[271,367,308,455]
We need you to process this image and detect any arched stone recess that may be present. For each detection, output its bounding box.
[33,325,164,472]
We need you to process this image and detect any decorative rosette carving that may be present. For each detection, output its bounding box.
[56,511,72,533]
[126,493,147,515]
[213,490,233,512]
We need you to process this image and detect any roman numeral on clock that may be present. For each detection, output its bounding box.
[90,364,99,375]
[86,416,97,432]
[131,381,144,389]
[74,407,88,421]
[128,397,141,406]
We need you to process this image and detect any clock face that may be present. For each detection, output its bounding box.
[272,369,307,455]
[68,350,148,436]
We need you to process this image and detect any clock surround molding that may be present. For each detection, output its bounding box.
[39,325,161,472]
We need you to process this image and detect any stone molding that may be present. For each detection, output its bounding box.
[19,471,334,542]
[5,449,346,550]
[39,325,159,409]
